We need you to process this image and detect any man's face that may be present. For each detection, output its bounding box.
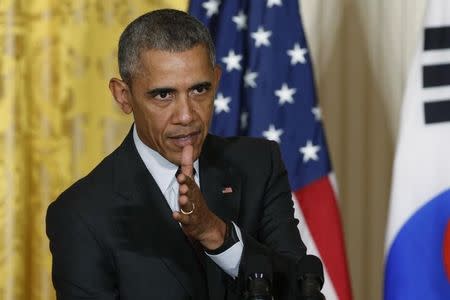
[114,45,220,166]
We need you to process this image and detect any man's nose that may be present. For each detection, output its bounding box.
[174,95,194,125]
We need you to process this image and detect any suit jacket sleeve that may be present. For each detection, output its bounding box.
[235,141,306,299]
[46,197,117,300]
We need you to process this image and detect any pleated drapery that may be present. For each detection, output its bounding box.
[0,1,186,299]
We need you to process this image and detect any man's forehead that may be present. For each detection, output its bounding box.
[139,43,209,58]
[124,44,216,89]
[136,46,214,74]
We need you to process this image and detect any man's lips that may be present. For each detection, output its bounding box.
[168,131,201,147]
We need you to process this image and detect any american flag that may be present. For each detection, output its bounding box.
[189,1,352,299]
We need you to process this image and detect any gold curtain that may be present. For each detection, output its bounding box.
[0,0,187,299]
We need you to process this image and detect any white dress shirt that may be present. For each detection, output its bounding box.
[133,126,243,277]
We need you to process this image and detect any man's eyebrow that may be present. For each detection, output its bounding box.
[190,81,212,90]
[146,87,176,96]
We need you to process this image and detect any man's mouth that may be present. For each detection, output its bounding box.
[168,131,201,148]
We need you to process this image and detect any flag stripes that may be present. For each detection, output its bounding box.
[294,176,352,300]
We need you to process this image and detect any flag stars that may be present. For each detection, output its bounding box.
[221,49,242,72]
[214,93,231,114]
[299,140,321,163]
[267,0,283,8]
[263,124,284,143]
[287,43,308,65]
[312,106,322,121]
[232,10,247,31]
[244,69,258,88]
[251,26,272,48]
[275,83,296,105]
[202,0,221,18]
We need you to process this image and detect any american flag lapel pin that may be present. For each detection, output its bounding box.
[222,186,233,194]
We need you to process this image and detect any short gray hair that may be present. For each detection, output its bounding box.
[118,9,216,84]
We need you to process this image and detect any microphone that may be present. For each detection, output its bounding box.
[244,254,273,300]
[297,255,325,300]
[246,273,272,300]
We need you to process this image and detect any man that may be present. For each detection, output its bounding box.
[47,9,307,299]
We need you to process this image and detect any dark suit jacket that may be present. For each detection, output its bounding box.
[46,129,306,299]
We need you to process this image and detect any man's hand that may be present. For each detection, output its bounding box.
[172,145,227,250]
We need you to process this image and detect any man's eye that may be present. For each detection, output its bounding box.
[159,91,168,98]
[154,91,172,100]
[192,86,209,95]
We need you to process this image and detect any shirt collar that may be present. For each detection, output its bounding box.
[132,125,199,193]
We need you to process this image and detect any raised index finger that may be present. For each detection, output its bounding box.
[180,144,193,178]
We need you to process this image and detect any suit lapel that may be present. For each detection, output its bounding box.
[112,129,207,299]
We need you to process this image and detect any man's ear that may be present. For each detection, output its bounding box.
[213,64,222,92]
[109,78,133,114]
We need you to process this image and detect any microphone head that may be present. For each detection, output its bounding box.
[244,254,273,283]
[297,255,324,288]
[246,273,272,299]
[244,254,273,299]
